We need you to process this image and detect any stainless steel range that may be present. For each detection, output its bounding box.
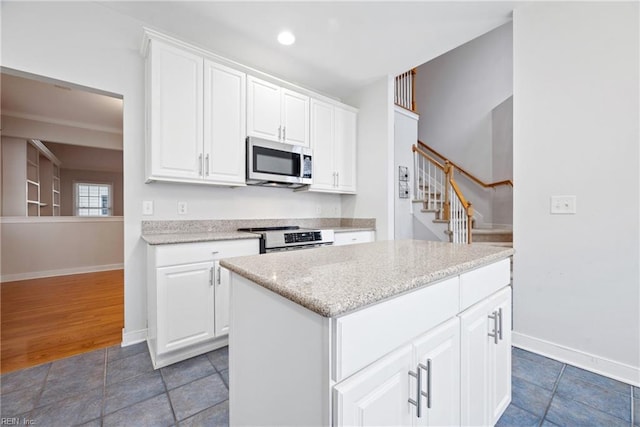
[237,226,334,253]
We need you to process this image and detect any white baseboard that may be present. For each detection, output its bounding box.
[122,328,147,347]
[1,263,124,283]
[512,331,640,387]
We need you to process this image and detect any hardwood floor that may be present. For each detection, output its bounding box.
[0,269,124,374]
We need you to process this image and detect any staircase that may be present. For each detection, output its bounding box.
[412,141,513,246]
[395,68,513,245]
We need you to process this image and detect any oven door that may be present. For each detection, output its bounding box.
[247,137,312,185]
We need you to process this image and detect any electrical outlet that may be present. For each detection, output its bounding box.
[142,200,153,215]
[550,195,576,214]
[177,201,188,215]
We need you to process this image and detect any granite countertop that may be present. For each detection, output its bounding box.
[142,231,259,245]
[141,218,376,245]
[221,240,514,318]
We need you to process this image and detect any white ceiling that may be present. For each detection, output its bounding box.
[100,1,518,99]
[1,72,123,135]
[0,2,517,135]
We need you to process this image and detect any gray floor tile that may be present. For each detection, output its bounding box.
[634,386,640,399]
[103,393,175,427]
[0,363,50,394]
[168,374,228,421]
[29,386,103,427]
[634,398,639,426]
[38,351,105,407]
[160,355,216,390]
[180,400,229,427]
[511,376,553,417]
[104,370,165,415]
[495,403,540,427]
[206,346,228,372]
[77,418,102,427]
[107,341,148,362]
[512,350,563,391]
[562,365,631,395]
[540,420,560,427]
[106,350,155,385]
[0,386,42,416]
[219,369,229,389]
[556,372,631,422]
[545,394,629,427]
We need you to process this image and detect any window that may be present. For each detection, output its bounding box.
[75,183,112,216]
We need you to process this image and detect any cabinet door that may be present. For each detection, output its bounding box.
[247,76,281,142]
[309,99,335,190]
[156,261,215,354]
[413,317,460,427]
[460,296,493,426]
[489,288,512,425]
[149,40,204,180]
[333,230,375,246]
[334,106,357,193]
[281,88,309,146]
[214,262,230,337]
[203,61,246,185]
[334,345,413,427]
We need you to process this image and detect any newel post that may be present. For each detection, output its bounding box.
[466,202,474,244]
[443,161,453,221]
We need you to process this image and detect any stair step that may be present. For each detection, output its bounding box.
[471,228,513,243]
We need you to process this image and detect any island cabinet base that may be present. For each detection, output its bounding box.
[229,257,512,426]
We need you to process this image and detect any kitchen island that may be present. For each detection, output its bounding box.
[221,240,514,426]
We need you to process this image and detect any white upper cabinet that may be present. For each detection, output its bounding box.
[310,99,357,194]
[203,61,246,185]
[148,40,204,181]
[145,36,246,186]
[247,76,310,146]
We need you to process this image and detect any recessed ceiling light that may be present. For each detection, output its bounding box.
[277,30,295,46]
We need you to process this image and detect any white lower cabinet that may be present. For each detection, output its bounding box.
[334,317,460,427]
[229,257,511,426]
[147,239,259,368]
[333,230,375,246]
[460,286,512,426]
[156,261,216,354]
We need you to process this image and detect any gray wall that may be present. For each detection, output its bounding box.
[513,2,639,383]
[415,22,513,226]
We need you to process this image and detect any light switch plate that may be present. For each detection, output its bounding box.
[177,201,188,215]
[550,195,576,214]
[142,200,153,215]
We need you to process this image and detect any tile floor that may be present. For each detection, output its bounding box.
[0,344,637,426]
[497,348,638,427]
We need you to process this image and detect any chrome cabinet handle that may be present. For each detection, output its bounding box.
[497,307,503,341]
[488,310,499,344]
[408,366,423,418]
[336,171,339,187]
[209,267,214,287]
[278,126,282,140]
[282,127,286,141]
[199,154,203,176]
[205,154,210,176]
[216,266,221,285]
[424,359,432,409]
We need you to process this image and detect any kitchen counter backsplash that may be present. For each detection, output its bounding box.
[141,218,375,235]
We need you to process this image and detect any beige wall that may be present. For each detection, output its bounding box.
[60,169,124,216]
[1,217,123,281]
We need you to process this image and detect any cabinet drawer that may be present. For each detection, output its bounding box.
[333,276,459,382]
[333,231,375,246]
[152,239,259,267]
[459,258,510,311]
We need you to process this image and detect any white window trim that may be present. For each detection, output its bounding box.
[73,181,113,217]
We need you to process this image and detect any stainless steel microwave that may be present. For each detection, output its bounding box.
[246,137,312,188]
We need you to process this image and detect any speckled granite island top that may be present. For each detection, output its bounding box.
[221,240,513,317]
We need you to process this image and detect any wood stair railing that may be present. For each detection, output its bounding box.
[395,68,418,113]
[418,140,513,188]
